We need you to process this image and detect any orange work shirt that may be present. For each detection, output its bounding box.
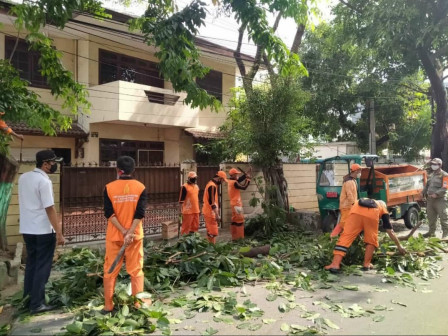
[202,180,219,217]
[339,177,358,210]
[105,179,146,241]
[179,183,200,214]
[0,120,12,134]
[228,181,242,207]
[350,200,388,220]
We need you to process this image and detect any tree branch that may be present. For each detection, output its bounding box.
[400,82,430,95]
[246,44,263,84]
[290,23,305,54]
[262,53,276,84]
[234,22,250,92]
[338,0,363,14]
[376,133,390,148]
[272,11,282,33]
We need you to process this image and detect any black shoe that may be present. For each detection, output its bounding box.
[100,308,117,316]
[30,304,56,315]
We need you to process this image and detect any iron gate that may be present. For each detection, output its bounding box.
[61,165,181,244]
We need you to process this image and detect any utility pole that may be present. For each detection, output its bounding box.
[369,100,376,155]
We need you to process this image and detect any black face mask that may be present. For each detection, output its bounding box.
[49,163,58,174]
[188,177,197,184]
[215,179,222,185]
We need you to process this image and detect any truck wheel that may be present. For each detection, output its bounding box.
[322,213,337,233]
[404,207,419,229]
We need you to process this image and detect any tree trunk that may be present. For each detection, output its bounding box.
[262,164,289,211]
[418,49,448,169]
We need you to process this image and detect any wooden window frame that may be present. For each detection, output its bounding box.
[196,69,223,102]
[5,36,49,89]
[99,138,165,166]
[98,49,164,88]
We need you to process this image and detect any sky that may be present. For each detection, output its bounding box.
[102,0,335,56]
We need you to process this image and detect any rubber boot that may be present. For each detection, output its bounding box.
[363,244,376,270]
[131,275,151,308]
[207,234,216,244]
[324,254,344,273]
[103,277,116,312]
[330,223,343,238]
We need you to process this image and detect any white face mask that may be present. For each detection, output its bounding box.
[356,173,362,178]
[431,165,440,171]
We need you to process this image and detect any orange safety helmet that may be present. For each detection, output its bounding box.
[216,170,228,182]
[350,163,362,172]
[229,168,240,176]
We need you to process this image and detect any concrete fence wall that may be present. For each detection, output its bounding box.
[219,163,319,228]
[283,163,318,211]
[6,163,61,251]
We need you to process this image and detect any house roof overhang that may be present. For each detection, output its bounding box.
[8,122,88,139]
[184,128,225,140]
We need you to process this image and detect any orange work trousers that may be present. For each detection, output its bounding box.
[103,239,144,311]
[333,213,379,257]
[339,208,351,229]
[204,215,219,244]
[181,213,200,235]
[231,205,245,240]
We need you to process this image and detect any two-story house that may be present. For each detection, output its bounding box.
[0,3,253,166]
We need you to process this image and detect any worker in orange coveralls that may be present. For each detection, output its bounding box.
[102,156,148,314]
[179,171,200,234]
[202,171,227,244]
[228,167,251,240]
[330,163,362,237]
[325,199,406,273]
[0,111,24,140]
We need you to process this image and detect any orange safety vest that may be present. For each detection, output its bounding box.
[105,179,146,241]
[350,200,388,220]
[202,180,219,217]
[179,183,200,214]
[228,180,242,207]
[339,178,358,210]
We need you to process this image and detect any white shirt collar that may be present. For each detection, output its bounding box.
[33,168,49,179]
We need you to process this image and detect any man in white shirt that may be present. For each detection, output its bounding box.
[19,150,65,314]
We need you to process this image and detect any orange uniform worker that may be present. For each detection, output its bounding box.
[179,171,200,234]
[330,163,362,237]
[102,156,148,314]
[325,198,406,273]
[228,167,251,240]
[202,171,227,244]
[0,111,24,140]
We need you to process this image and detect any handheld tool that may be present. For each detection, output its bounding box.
[108,244,126,274]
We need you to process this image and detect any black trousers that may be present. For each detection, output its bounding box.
[23,233,56,310]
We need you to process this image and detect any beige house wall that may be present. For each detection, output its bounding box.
[6,163,61,251]
[82,123,193,165]
[8,136,76,163]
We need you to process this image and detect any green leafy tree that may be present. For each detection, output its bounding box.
[221,76,310,208]
[299,22,431,160]
[334,0,448,167]
[128,0,317,209]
